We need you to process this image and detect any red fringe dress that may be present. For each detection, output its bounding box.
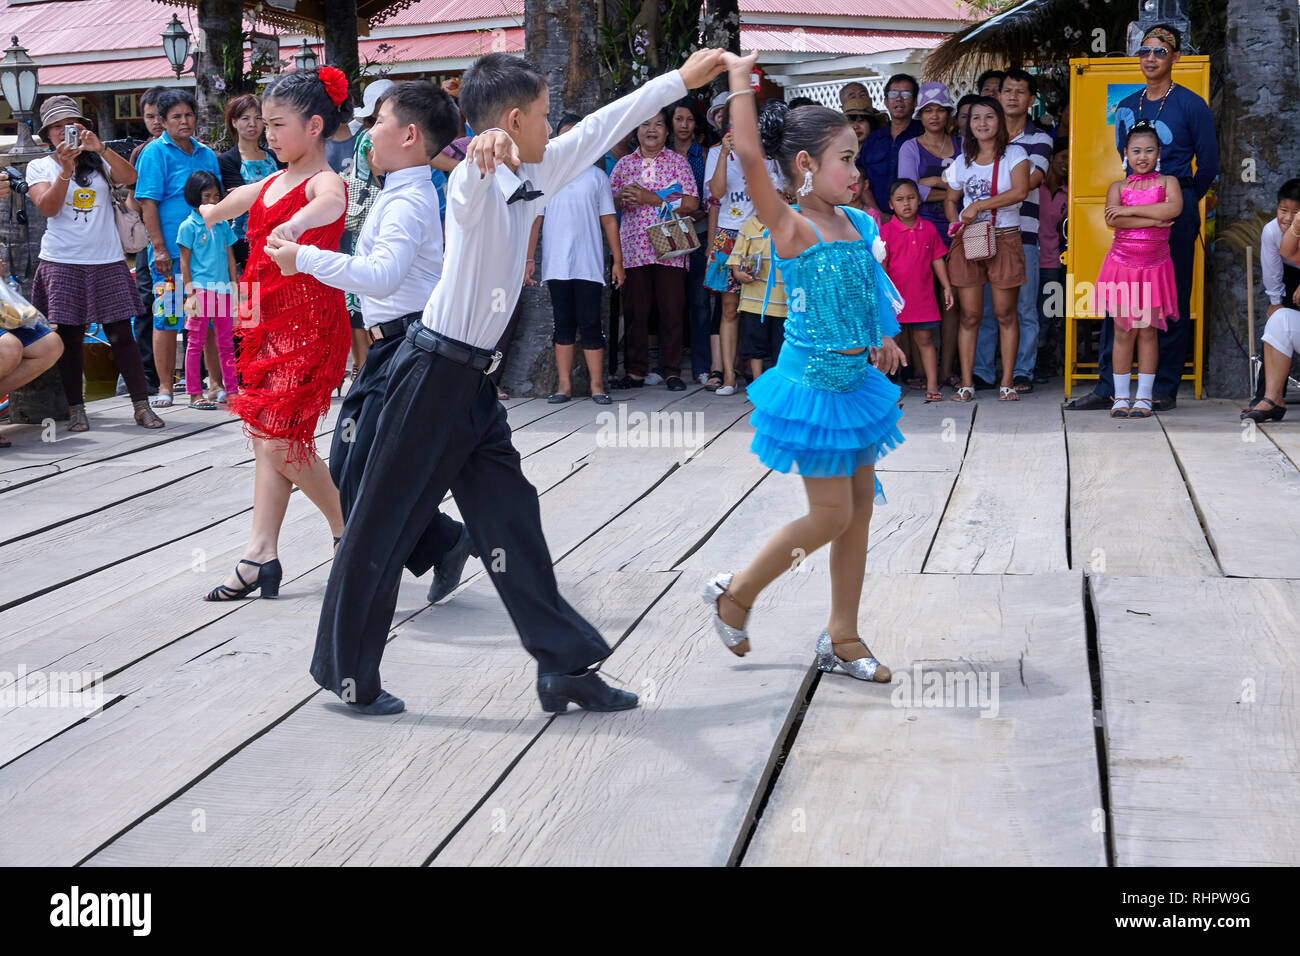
[229,170,350,464]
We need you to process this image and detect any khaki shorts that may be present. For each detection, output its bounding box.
[947,227,1026,290]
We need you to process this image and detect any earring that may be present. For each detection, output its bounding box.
[797,169,814,197]
[1155,157,1161,173]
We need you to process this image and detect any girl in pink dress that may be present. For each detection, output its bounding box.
[1093,120,1182,419]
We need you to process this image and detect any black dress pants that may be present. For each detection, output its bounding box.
[311,328,612,705]
[328,332,463,571]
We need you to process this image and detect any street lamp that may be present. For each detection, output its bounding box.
[0,35,42,161]
[162,14,192,79]
[293,39,319,73]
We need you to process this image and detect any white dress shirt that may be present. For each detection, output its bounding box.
[1261,218,1300,306]
[422,69,687,348]
[295,164,443,328]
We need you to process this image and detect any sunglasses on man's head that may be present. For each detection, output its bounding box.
[1137,46,1171,59]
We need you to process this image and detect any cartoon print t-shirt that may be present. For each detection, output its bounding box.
[704,145,785,231]
[26,155,125,265]
[943,144,1029,230]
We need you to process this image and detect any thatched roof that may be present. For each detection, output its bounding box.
[924,0,1133,80]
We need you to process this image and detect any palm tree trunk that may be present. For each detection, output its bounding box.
[508,0,603,397]
[196,0,245,147]
[1207,0,1300,396]
[324,1,361,103]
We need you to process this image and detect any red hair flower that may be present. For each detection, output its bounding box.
[318,66,350,107]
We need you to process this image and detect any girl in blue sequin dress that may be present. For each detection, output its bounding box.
[702,51,907,684]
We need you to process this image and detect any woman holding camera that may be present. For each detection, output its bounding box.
[26,96,163,431]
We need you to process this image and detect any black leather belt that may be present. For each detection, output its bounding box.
[406,322,503,374]
[366,311,422,344]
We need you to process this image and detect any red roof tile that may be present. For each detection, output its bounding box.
[741,26,946,54]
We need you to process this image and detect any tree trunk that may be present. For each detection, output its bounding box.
[195,0,245,148]
[506,0,603,398]
[1207,0,1300,397]
[324,0,362,103]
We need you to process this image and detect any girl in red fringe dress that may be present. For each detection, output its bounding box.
[198,67,352,600]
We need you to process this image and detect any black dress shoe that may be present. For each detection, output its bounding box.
[665,376,686,391]
[1064,391,1112,411]
[1152,393,1177,411]
[536,669,638,713]
[972,374,996,391]
[348,690,405,715]
[428,524,479,604]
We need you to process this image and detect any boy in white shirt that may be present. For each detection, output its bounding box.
[266,82,474,605]
[308,49,728,716]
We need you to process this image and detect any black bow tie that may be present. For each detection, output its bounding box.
[507,180,544,205]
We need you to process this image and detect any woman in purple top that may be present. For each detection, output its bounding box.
[897,82,962,386]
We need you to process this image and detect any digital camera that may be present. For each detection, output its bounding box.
[2,166,29,195]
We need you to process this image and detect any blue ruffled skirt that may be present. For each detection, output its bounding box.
[747,341,904,501]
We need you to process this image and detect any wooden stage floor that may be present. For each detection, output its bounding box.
[1,381,1297,866]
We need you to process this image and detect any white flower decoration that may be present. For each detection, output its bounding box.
[872,236,887,263]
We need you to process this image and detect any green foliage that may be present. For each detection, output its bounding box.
[596,0,738,97]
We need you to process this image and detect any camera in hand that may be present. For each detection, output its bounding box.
[64,126,80,150]
[2,166,29,195]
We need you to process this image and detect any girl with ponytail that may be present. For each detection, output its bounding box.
[195,66,353,601]
[702,53,907,685]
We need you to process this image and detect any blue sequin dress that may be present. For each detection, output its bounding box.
[747,205,905,501]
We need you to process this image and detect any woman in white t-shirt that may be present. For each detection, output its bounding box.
[703,98,784,396]
[524,114,623,406]
[26,96,163,431]
[942,96,1030,402]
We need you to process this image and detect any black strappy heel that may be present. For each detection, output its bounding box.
[204,558,282,601]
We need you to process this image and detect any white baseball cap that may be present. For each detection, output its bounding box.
[354,79,396,119]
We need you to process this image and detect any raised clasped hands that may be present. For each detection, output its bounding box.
[678,49,729,90]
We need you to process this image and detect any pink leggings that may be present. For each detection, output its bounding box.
[185,290,237,396]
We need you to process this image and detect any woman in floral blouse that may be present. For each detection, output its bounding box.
[608,107,699,391]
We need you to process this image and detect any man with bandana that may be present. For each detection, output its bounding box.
[1066,23,1218,411]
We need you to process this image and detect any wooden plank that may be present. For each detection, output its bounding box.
[877,396,974,473]
[678,469,956,575]
[430,570,826,866]
[79,572,675,866]
[743,570,1105,866]
[1093,575,1300,865]
[0,399,228,483]
[1160,399,1300,578]
[1065,414,1219,577]
[561,416,765,572]
[925,392,1069,574]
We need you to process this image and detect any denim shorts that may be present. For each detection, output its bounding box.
[2,323,52,347]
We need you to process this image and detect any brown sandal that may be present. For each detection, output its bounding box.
[67,403,89,432]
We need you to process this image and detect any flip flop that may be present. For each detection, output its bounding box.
[188,399,221,411]
[150,393,173,408]
[925,390,943,403]
[0,434,10,448]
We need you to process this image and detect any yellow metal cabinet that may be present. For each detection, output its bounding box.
[1063,55,1210,398]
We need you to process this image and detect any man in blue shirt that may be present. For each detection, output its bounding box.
[858,73,922,215]
[134,88,221,405]
[1067,23,1218,410]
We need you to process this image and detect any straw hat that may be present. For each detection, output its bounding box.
[841,92,874,117]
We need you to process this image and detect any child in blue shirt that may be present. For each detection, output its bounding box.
[177,170,238,409]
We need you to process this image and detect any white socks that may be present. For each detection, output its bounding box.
[1113,373,1155,401]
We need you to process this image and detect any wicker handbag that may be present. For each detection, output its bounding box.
[645,202,700,261]
[960,154,1000,262]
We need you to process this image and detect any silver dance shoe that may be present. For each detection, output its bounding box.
[701,572,751,655]
[815,630,889,682]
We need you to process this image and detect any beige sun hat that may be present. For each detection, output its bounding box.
[37,95,89,138]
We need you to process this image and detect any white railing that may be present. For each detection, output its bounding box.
[786,74,976,110]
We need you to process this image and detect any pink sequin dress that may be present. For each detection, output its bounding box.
[1093,174,1179,330]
